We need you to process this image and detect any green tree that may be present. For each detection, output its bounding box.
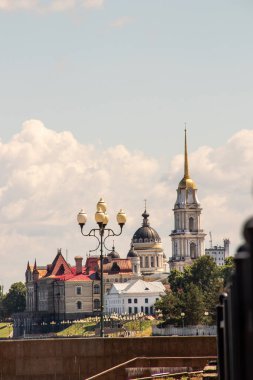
[3,282,26,317]
[159,256,231,326]
[181,283,205,325]
[155,291,183,325]
[189,255,220,293]
[220,256,235,287]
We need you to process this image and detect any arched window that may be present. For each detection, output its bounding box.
[94,299,100,310]
[189,217,194,232]
[94,284,100,294]
[77,301,82,310]
[190,243,197,259]
[145,256,149,267]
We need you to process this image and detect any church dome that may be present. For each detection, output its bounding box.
[132,210,161,243]
[178,176,197,190]
[127,244,138,258]
[107,245,120,259]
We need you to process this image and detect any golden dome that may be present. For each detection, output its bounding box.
[178,176,197,190]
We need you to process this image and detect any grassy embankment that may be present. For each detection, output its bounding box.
[0,323,13,338]
[56,319,155,337]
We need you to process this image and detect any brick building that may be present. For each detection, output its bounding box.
[14,248,135,336]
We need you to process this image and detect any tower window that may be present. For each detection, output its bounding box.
[189,217,194,232]
[77,301,82,310]
[190,242,197,259]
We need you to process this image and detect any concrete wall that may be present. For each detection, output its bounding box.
[0,336,217,380]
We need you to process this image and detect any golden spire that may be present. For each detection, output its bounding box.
[184,127,190,179]
[178,126,197,190]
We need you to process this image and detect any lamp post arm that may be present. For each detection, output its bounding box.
[102,227,123,252]
[80,228,101,253]
[104,226,123,237]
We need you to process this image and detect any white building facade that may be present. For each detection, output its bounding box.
[205,239,230,266]
[105,279,165,315]
[169,130,206,272]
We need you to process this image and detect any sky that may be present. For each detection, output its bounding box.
[0,1,253,290]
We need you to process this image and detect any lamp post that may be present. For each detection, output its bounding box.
[204,311,209,329]
[181,312,185,330]
[77,198,127,338]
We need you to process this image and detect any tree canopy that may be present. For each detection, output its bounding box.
[2,282,26,317]
[156,256,234,326]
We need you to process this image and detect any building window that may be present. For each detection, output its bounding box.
[94,299,100,310]
[129,307,132,314]
[189,217,194,231]
[156,256,159,266]
[94,284,100,294]
[76,286,82,295]
[156,298,159,302]
[145,298,148,303]
[151,257,154,267]
[134,307,138,313]
[145,306,149,314]
[128,298,132,303]
[134,298,137,304]
[141,306,144,312]
[140,256,143,268]
[190,242,197,259]
[77,301,82,310]
[145,257,149,267]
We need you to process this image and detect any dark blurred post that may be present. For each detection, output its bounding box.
[217,217,253,380]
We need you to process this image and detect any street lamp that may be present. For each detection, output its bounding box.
[181,312,185,329]
[77,198,127,337]
[204,311,209,326]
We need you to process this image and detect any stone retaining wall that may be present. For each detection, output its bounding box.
[0,336,217,380]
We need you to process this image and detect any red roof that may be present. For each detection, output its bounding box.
[31,252,133,283]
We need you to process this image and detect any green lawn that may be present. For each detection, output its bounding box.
[124,319,154,336]
[0,323,13,338]
[56,322,96,337]
[56,318,158,337]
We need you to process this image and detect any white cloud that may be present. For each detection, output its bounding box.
[0,0,105,12]
[82,0,104,9]
[110,16,134,29]
[0,121,252,290]
[0,0,38,10]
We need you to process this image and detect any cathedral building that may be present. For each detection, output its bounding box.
[127,209,167,277]
[169,130,206,271]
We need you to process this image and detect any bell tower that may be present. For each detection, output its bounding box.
[169,129,206,271]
